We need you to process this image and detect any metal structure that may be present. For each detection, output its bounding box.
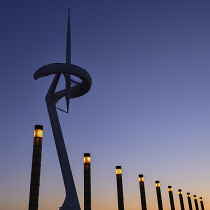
[138,174,147,210]
[178,189,185,210]
[33,9,92,210]
[200,197,205,210]
[194,195,199,210]
[84,153,91,210]
[116,166,124,210]
[28,125,44,210]
[168,186,175,210]
[155,181,163,210]
[187,193,193,210]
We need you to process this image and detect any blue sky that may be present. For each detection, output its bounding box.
[1,0,210,209]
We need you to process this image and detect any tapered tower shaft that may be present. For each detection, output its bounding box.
[28,125,43,210]
[194,195,199,210]
[46,80,81,210]
[155,181,163,210]
[84,153,91,210]
[178,189,185,210]
[116,166,124,210]
[168,186,175,210]
[138,174,147,210]
[187,193,193,210]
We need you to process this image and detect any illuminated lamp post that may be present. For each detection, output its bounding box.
[200,197,205,210]
[28,125,44,210]
[178,189,185,210]
[194,195,199,210]
[168,186,175,210]
[187,193,193,210]
[155,181,163,210]
[116,166,124,210]
[84,153,91,210]
[138,174,147,210]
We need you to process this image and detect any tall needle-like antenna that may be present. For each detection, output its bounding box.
[66,8,71,64]
[65,8,71,113]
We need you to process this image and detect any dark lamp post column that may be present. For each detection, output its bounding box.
[138,174,147,210]
[28,125,44,210]
[187,193,193,210]
[178,189,185,210]
[168,186,175,210]
[84,153,91,210]
[200,197,205,210]
[194,195,199,210]
[116,166,124,210]
[155,181,163,210]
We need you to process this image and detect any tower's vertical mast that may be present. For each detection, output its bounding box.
[66,8,71,64]
[65,8,71,113]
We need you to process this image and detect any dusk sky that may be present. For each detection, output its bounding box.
[1,0,210,209]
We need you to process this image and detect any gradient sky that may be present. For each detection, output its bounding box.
[1,0,210,209]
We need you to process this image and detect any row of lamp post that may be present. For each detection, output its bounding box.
[116,168,205,210]
[28,125,206,210]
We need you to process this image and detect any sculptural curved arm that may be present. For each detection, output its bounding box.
[34,63,92,101]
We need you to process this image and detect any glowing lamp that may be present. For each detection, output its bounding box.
[168,186,173,192]
[138,174,144,182]
[155,181,160,187]
[116,166,122,174]
[193,195,197,200]
[187,193,191,198]
[178,189,182,194]
[200,197,203,202]
[34,125,43,138]
[84,153,91,163]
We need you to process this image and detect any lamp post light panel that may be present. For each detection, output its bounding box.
[84,156,91,163]
[138,176,144,182]
[178,190,182,195]
[116,168,122,175]
[34,125,43,138]
[168,187,173,192]
[194,195,197,200]
[155,182,160,188]
[187,193,191,198]
[200,197,203,202]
